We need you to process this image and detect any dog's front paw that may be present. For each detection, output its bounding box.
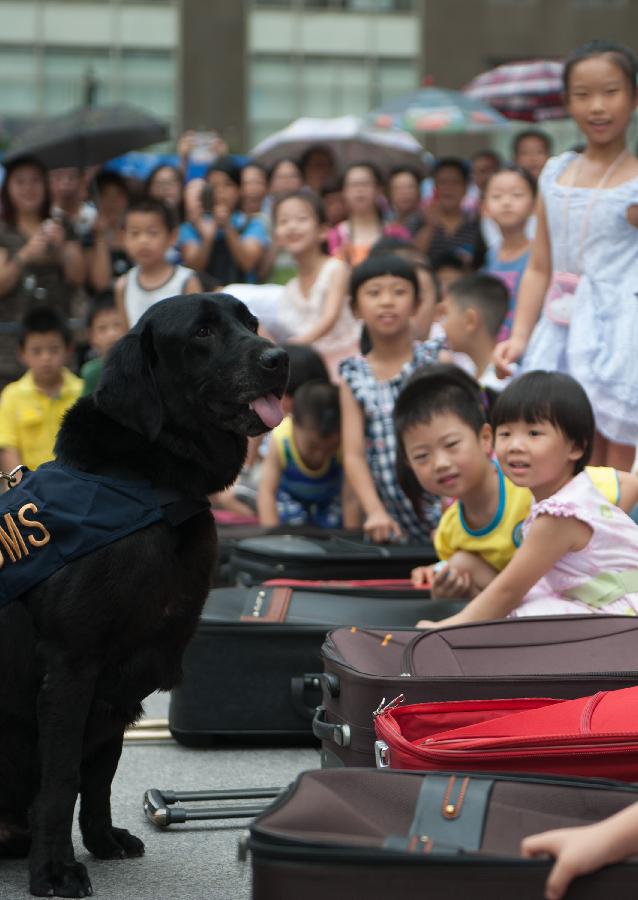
[30,859,93,897]
[83,825,144,860]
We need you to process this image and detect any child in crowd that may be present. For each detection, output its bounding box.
[0,307,82,472]
[471,150,501,196]
[430,250,470,298]
[328,162,410,266]
[496,40,638,469]
[213,345,331,515]
[80,292,127,395]
[258,381,353,528]
[411,371,638,626]
[340,254,443,543]
[513,129,552,182]
[271,190,360,381]
[442,274,512,390]
[483,166,536,338]
[395,365,637,598]
[368,235,441,342]
[116,198,201,328]
[320,177,347,228]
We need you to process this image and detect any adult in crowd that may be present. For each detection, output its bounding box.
[87,170,132,293]
[48,165,96,245]
[0,156,85,385]
[299,144,338,194]
[241,163,269,217]
[512,129,553,182]
[386,166,428,251]
[421,157,485,267]
[328,161,410,267]
[268,158,303,199]
[180,156,270,288]
[145,164,185,220]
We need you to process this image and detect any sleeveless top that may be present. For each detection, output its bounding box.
[124,264,194,326]
[272,417,342,508]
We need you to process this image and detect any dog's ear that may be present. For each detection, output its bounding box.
[94,323,163,440]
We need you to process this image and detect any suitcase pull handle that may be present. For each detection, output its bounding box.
[290,674,323,721]
[312,706,351,747]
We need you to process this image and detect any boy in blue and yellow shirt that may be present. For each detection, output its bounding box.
[394,364,638,598]
[258,380,357,528]
[0,307,82,473]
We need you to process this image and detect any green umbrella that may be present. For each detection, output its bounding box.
[368,87,511,134]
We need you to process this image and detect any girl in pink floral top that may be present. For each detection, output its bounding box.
[417,370,638,629]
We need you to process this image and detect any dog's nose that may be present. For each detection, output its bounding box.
[259,347,289,372]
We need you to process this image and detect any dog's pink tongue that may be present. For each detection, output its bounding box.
[249,393,284,429]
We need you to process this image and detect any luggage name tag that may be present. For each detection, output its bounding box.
[543,271,580,326]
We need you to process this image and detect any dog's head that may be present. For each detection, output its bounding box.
[94,293,289,442]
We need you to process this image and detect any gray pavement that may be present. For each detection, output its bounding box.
[0,693,319,900]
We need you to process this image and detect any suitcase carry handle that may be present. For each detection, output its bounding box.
[290,674,322,721]
[320,672,340,698]
[312,706,351,747]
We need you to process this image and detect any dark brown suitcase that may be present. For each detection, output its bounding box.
[314,615,638,767]
[248,768,638,900]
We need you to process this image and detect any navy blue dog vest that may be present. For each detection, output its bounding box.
[0,462,210,608]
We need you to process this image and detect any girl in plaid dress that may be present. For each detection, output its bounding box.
[340,255,443,543]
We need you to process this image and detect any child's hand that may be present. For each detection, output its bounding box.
[411,565,430,587]
[364,509,403,543]
[429,561,471,598]
[416,618,437,629]
[493,335,526,379]
[521,823,615,900]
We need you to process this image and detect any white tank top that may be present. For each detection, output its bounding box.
[124,265,194,326]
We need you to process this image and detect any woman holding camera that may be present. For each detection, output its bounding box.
[180,156,270,289]
[0,155,85,384]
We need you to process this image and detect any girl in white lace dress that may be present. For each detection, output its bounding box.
[495,41,638,469]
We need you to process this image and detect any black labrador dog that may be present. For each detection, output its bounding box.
[0,293,288,897]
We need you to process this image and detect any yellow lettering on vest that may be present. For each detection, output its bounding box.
[0,546,4,569]
[0,513,29,562]
[17,503,51,548]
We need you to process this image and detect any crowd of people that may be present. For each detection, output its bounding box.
[3,37,638,894]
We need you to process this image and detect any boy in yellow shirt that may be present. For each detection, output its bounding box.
[394,364,638,598]
[0,307,82,472]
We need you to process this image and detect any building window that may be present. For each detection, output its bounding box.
[249,54,417,146]
[43,49,113,112]
[0,47,39,116]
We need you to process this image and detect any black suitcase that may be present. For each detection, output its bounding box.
[168,586,465,746]
[314,616,638,768]
[247,768,638,900]
[229,533,436,585]
[215,525,364,586]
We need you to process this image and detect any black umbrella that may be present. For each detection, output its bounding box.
[3,103,169,169]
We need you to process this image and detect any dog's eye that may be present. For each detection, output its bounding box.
[196,325,213,338]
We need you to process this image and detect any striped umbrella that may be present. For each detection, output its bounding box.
[463,59,566,122]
